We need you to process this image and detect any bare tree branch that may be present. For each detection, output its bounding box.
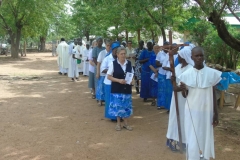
[227,3,240,22]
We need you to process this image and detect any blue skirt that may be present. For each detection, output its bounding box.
[150,79,158,98]
[104,84,117,120]
[157,74,173,110]
[96,76,105,101]
[140,70,152,98]
[109,93,133,118]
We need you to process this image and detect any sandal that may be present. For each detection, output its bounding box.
[166,139,178,152]
[92,95,96,99]
[98,101,102,106]
[151,100,156,106]
[123,125,133,131]
[115,125,121,131]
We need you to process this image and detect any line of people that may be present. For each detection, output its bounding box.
[57,37,221,160]
[56,38,90,80]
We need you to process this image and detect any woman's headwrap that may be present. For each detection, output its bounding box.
[111,41,120,50]
[178,47,194,66]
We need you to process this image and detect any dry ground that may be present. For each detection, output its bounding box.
[0,53,239,160]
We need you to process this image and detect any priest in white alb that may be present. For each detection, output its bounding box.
[57,38,69,75]
[68,39,79,81]
[83,43,90,76]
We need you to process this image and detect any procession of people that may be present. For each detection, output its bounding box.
[55,37,221,160]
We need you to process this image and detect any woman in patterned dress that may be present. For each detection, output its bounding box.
[107,47,134,131]
[134,40,145,94]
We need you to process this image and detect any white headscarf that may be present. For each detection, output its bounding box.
[178,47,194,66]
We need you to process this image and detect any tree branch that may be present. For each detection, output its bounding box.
[144,8,162,27]
[227,3,240,22]
[219,0,228,16]
[0,13,11,33]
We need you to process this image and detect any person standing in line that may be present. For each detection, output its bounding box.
[134,40,145,94]
[139,41,155,102]
[101,42,120,121]
[148,44,160,106]
[179,47,221,160]
[56,38,69,75]
[92,37,105,98]
[155,41,171,110]
[88,40,97,98]
[83,43,90,76]
[166,46,194,151]
[96,40,112,106]
[68,39,80,81]
[107,47,134,131]
[77,40,85,74]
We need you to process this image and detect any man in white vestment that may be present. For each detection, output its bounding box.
[179,47,221,160]
[57,38,69,75]
[83,43,90,76]
[76,40,85,74]
[68,39,79,81]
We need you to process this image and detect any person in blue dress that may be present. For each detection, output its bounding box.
[156,41,171,110]
[101,42,120,121]
[107,47,134,131]
[148,44,160,106]
[139,41,155,102]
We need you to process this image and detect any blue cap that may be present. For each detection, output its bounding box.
[111,41,120,50]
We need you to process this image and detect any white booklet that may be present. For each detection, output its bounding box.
[125,72,134,84]
[150,73,158,82]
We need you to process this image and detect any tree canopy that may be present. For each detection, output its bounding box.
[0,0,239,61]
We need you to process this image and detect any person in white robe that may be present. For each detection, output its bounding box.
[179,47,221,160]
[68,39,80,81]
[56,38,69,75]
[74,39,83,73]
[166,46,194,151]
[83,43,90,76]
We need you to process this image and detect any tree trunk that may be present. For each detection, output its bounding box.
[161,27,166,44]
[24,40,26,56]
[85,30,90,41]
[137,29,140,42]
[40,36,46,51]
[126,30,128,42]
[151,29,155,42]
[10,28,21,58]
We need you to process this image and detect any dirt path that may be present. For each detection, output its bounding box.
[0,53,239,160]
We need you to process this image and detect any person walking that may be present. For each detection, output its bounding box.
[107,47,134,131]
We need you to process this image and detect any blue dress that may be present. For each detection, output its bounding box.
[104,84,117,120]
[139,49,155,99]
[157,74,173,110]
[109,93,133,118]
[149,54,158,98]
[96,76,105,101]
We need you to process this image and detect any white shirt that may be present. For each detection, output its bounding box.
[156,50,168,75]
[83,48,90,60]
[88,49,95,73]
[101,54,115,85]
[97,49,107,63]
[107,59,134,76]
[126,47,135,66]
